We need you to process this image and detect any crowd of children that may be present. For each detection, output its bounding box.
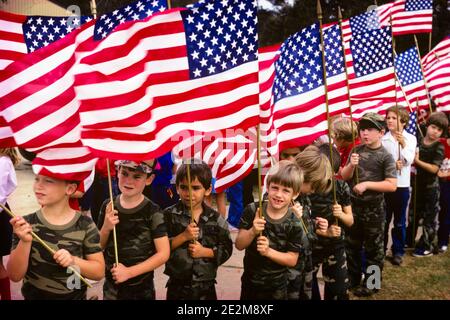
[0,108,449,300]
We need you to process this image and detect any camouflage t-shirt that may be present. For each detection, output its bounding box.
[11,210,101,300]
[417,138,445,188]
[97,196,167,300]
[163,201,233,282]
[346,144,397,203]
[308,179,352,244]
[240,202,304,289]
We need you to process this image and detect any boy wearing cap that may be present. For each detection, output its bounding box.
[341,112,397,297]
[98,159,170,300]
[163,159,232,300]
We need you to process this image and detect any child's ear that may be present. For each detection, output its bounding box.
[292,192,299,199]
[145,174,155,186]
[66,183,78,196]
[204,184,212,197]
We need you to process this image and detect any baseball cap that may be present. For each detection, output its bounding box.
[115,159,157,174]
[359,112,386,131]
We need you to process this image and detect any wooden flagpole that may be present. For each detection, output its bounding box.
[0,203,92,288]
[106,160,119,266]
[257,124,263,236]
[390,17,402,175]
[337,6,359,185]
[317,0,338,224]
[414,35,433,113]
[90,0,97,19]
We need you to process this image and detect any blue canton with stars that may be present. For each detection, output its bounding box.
[394,47,423,86]
[350,26,393,78]
[94,0,167,40]
[349,9,380,34]
[323,24,345,76]
[181,0,258,79]
[405,110,417,136]
[273,23,345,103]
[405,0,433,11]
[23,16,92,53]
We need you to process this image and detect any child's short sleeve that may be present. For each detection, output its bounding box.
[286,219,304,253]
[83,219,102,255]
[239,203,256,230]
[150,211,167,239]
[432,143,445,166]
[96,199,109,230]
[383,150,397,179]
[337,180,352,207]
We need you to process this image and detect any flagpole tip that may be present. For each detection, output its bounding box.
[316,0,323,20]
[337,6,342,21]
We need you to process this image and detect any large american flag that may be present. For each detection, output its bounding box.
[391,0,433,35]
[422,35,450,113]
[341,9,396,118]
[0,0,167,182]
[394,47,428,112]
[76,0,259,161]
[0,0,168,151]
[268,23,348,150]
[94,0,167,40]
[0,10,92,70]
[0,10,92,147]
[171,44,278,193]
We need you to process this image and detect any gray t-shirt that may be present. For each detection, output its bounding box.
[346,144,397,203]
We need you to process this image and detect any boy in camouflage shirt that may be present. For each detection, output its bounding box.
[309,143,354,300]
[163,159,232,300]
[8,174,105,300]
[341,112,397,297]
[236,161,306,300]
[98,160,170,300]
[289,146,331,300]
[407,112,447,257]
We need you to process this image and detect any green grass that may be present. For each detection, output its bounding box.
[351,249,450,300]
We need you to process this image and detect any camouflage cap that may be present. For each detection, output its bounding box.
[359,112,386,131]
[115,160,156,174]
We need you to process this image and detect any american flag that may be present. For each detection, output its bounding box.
[391,0,433,35]
[76,0,259,161]
[172,127,269,193]
[341,9,396,118]
[0,115,14,147]
[31,142,98,182]
[0,19,95,150]
[267,23,348,151]
[394,47,428,112]
[258,44,280,157]
[94,0,167,40]
[422,38,450,113]
[0,0,169,151]
[0,1,165,182]
[171,44,278,193]
[0,10,92,69]
[422,34,450,69]
[0,10,91,147]
[405,110,418,136]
